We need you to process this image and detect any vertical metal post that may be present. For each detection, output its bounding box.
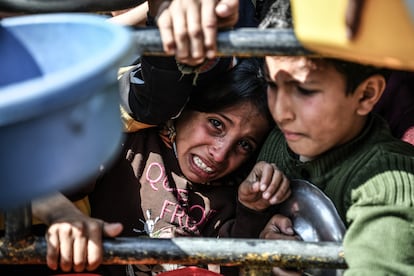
[4,204,32,244]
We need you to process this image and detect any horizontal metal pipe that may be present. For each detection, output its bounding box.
[0,236,346,269]
[131,27,313,57]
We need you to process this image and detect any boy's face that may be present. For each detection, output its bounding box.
[265,56,366,161]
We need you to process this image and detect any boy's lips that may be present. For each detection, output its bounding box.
[282,129,302,141]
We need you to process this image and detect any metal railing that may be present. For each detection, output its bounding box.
[0,24,345,274]
[131,27,312,57]
[1,204,346,275]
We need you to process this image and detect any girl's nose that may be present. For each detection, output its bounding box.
[208,140,231,163]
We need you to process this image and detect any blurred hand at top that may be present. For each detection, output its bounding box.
[345,0,365,39]
[150,0,239,66]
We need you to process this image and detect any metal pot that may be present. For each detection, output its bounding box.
[278,179,346,242]
[0,13,134,209]
[278,179,346,275]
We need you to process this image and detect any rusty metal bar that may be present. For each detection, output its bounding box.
[0,235,346,270]
[131,27,313,57]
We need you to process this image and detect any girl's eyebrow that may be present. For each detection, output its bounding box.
[216,112,234,126]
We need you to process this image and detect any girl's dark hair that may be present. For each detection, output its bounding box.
[326,58,392,95]
[186,57,274,128]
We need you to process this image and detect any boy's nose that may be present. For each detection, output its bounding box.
[274,90,294,123]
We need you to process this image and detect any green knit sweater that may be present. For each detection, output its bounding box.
[258,113,414,275]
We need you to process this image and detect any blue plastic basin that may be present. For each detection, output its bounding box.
[0,13,134,209]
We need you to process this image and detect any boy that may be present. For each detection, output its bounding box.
[258,55,414,275]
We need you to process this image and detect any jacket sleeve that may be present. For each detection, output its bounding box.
[343,171,414,275]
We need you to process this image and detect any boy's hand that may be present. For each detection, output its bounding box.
[238,161,291,211]
[259,214,298,240]
[260,214,302,276]
[155,0,239,66]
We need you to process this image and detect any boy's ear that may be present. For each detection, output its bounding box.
[355,74,386,116]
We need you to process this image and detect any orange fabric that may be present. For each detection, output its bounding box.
[120,106,155,132]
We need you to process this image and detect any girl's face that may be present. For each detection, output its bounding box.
[175,102,269,184]
[265,56,366,161]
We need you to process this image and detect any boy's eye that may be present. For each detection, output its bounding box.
[238,139,254,153]
[297,86,317,95]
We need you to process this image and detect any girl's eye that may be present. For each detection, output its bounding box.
[297,86,317,95]
[209,118,223,129]
[238,139,254,153]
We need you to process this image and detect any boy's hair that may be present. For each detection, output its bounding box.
[326,58,391,95]
[258,0,391,96]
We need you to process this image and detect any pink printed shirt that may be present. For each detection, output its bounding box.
[88,125,241,238]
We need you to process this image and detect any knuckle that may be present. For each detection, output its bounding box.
[59,223,73,235]
[163,40,176,51]
[260,231,272,239]
[88,220,104,234]
[203,18,217,30]
[188,27,203,39]
[175,30,188,41]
